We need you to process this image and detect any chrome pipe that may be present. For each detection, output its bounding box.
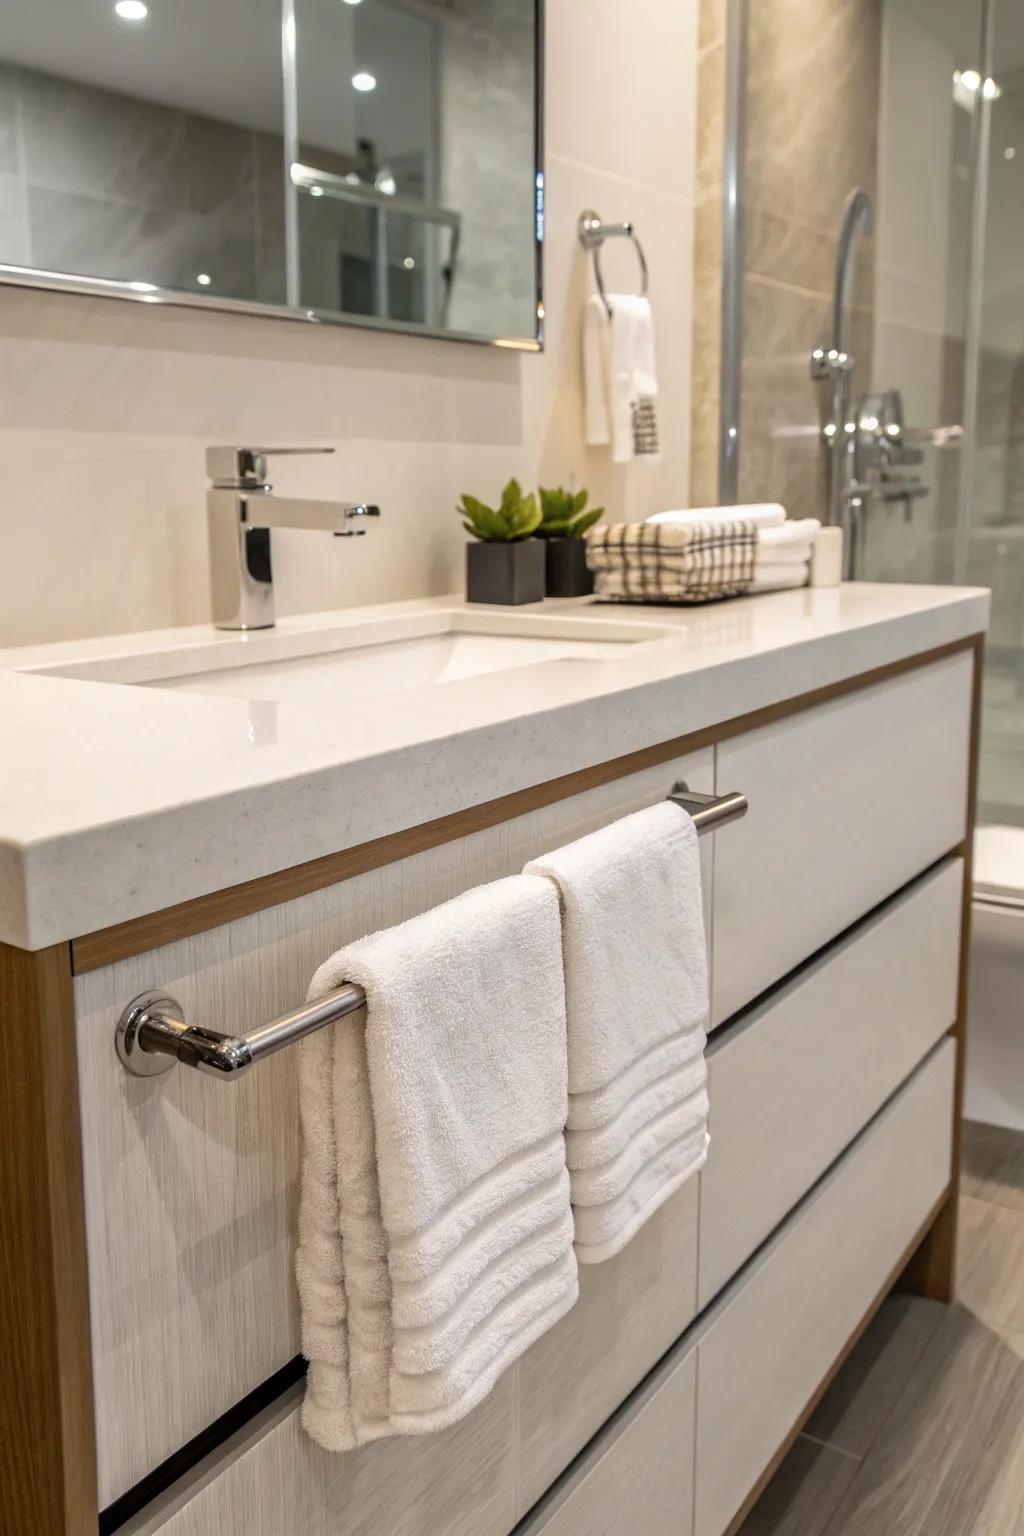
[115,784,747,1080]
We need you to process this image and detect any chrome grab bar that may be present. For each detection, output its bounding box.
[115,784,748,1080]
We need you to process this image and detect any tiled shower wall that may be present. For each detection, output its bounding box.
[690,0,882,517]
[0,0,698,647]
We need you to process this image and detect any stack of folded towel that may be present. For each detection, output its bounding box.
[296,795,710,1450]
[588,503,820,603]
[296,875,579,1451]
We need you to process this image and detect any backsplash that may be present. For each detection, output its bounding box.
[0,0,699,647]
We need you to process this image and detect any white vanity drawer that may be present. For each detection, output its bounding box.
[516,1181,698,1513]
[519,1344,697,1536]
[694,1039,956,1536]
[699,857,962,1306]
[75,749,713,1506]
[712,651,972,1024]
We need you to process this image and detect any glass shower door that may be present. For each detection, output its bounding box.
[966,2,1024,826]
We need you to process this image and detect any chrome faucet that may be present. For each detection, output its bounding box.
[206,446,380,630]
[810,189,873,539]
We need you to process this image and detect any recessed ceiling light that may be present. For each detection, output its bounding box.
[1006,147,1017,160]
[114,1,149,20]
[352,71,376,92]
[196,272,212,286]
[403,256,416,270]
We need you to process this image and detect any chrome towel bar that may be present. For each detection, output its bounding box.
[115,784,747,1080]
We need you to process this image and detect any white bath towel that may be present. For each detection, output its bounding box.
[648,503,786,531]
[583,293,660,463]
[525,802,709,1263]
[757,517,821,553]
[296,875,579,1451]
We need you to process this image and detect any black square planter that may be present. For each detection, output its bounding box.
[466,540,545,605]
[544,537,594,597]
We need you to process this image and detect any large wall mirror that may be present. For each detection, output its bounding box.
[0,0,542,346]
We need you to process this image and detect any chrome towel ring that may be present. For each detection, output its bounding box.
[578,208,650,316]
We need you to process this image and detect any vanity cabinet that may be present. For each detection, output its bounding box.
[2,625,982,1536]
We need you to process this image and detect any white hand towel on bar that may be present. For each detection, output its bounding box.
[648,502,785,531]
[525,801,709,1263]
[583,293,660,463]
[296,875,579,1452]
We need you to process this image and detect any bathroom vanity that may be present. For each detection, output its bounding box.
[0,582,987,1536]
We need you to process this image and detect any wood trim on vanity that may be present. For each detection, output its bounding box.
[901,633,984,1304]
[71,633,985,974]
[0,941,97,1536]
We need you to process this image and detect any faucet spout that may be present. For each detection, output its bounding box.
[245,496,381,534]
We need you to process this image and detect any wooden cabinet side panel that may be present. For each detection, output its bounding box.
[0,941,97,1536]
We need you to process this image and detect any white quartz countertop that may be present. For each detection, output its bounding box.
[0,583,989,950]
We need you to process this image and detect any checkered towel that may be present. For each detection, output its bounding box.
[587,519,758,603]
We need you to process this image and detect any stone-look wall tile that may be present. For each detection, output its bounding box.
[689,0,727,504]
[744,0,882,242]
[0,171,30,267]
[0,65,20,175]
[19,69,191,210]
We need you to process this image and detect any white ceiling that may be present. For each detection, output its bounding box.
[0,0,438,158]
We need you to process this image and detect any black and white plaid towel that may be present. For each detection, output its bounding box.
[587,520,757,603]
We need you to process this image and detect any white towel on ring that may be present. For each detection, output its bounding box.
[584,293,660,463]
[296,875,578,1451]
[525,802,709,1263]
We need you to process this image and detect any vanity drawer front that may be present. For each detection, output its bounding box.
[516,1181,698,1514]
[712,650,973,1024]
[75,749,713,1505]
[699,857,962,1306]
[520,1344,697,1536]
[694,1040,956,1536]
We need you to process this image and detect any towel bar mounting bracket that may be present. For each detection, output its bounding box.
[114,783,747,1081]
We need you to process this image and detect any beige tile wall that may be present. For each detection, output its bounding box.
[0,0,699,647]
[691,0,883,518]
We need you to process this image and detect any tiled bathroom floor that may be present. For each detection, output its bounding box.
[737,1122,1024,1536]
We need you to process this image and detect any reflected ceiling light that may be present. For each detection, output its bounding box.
[956,68,981,90]
[341,0,364,5]
[352,71,376,92]
[375,166,396,195]
[403,256,416,270]
[196,272,212,287]
[309,184,324,197]
[1005,147,1017,160]
[983,77,1002,100]
[127,279,157,292]
[114,0,149,19]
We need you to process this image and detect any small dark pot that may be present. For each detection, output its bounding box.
[544,537,594,598]
[466,539,546,605]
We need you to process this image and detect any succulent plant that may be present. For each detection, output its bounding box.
[537,486,605,539]
[457,478,542,542]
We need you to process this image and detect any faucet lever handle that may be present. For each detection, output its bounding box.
[206,445,335,487]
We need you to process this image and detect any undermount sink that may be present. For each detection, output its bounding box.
[27,607,675,707]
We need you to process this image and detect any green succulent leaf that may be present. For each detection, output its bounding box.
[570,506,605,538]
[458,481,542,541]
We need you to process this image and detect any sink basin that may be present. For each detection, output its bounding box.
[27,607,674,707]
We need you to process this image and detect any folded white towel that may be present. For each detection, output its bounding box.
[757,517,821,549]
[525,802,709,1263]
[297,875,579,1451]
[584,293,660,464]
[750,563,811,593]
[648,503,786,531]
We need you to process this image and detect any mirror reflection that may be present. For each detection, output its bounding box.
[0,0,540,344]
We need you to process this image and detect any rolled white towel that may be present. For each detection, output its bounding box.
[648,503,785,532]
